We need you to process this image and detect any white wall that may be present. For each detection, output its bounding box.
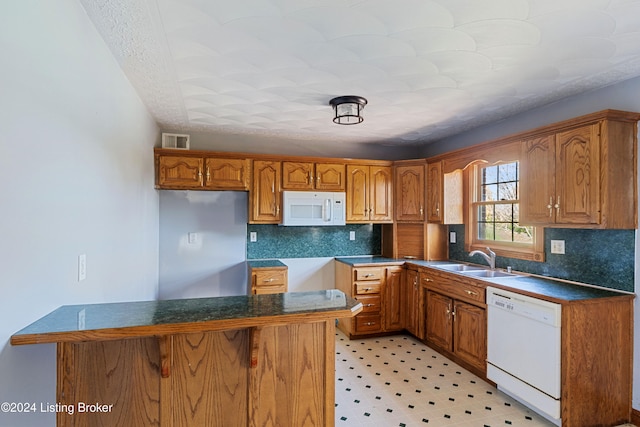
[159,191,248,299]
[423,76,640,412]
[0,1,159,426]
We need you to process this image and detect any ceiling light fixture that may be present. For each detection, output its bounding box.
[329,96,367,125]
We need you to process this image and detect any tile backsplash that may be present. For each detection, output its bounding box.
[247,224,381,259]
[448,224,635,293]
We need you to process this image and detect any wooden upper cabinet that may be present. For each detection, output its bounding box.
[555,125,600,224]
[282,162,346,191]
[520,134,556,224]
[346,165,392,223]
[315,163,346,191]
[282,161,314,190]
[204,158,250,190]
[157,155,203,188]
[426,161,443,223]
[156,152,249,191]
[251,160,282,223]
[521,125,600,226]
[395,164,425,221]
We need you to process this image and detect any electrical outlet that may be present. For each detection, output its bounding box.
[78,254,87,282]
[250,232,257,242]
[550,240,565,254]
[188,232,198,244]
[449,231,457,243]
[77,309,86,330]
[349,231,356,241]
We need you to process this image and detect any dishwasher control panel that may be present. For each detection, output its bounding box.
[487,287,561,327]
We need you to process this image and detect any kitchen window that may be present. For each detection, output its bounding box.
[469,161,544,261]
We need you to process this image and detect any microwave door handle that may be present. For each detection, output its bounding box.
[324,199,332,222]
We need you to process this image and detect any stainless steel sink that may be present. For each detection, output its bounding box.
[461,270,517,278]
[434,264,485,272]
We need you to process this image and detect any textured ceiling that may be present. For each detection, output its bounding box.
[81,0,640,148]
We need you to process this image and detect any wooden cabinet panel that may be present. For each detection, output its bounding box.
[404,269,421,338]
[355,314,383,333]
[346,165,369,222]
[315,163,345,191]
[427,161,443,223]
[355,295,381,314]
[346,165,392,222]
[555,124,600,225]
[453,300,486,372]
[384,267,404,332]
[354,267,383,281]
[520,117,637,229]
[426,290,453,351]
[251,160,282,223]
[370,166,393,221]
[249,267,288,295]
[520,134,556,224]
[283,162,345,191]
[395,164,425,221]
[204,157,250,190]
[282,161,314,190]
[158,155,203,188]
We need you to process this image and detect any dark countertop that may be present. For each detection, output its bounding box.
[11,290,361,346]
[336,256,632,302]
[247,260,287,268]
[335,256,407,266]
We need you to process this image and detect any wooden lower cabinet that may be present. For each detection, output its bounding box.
[335,262,403,338]
[423,268,487,377]
[404,268,423,339]
[248,264,288,294]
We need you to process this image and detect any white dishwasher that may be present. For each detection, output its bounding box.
[486,287,562,426]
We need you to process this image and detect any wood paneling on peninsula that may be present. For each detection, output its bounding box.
[12,291,361,427]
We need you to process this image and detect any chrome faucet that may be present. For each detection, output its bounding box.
[469,247,496,270]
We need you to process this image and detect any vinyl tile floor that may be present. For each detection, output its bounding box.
[334,329,556,427]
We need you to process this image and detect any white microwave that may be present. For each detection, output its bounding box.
[282,191,346,226]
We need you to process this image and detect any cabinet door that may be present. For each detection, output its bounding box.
[425,290,453,352]
[315,163,346,191]
[346,165,370,221]
[520,135,556,224]
[251,160,282,223]
[555,123,600,225]
[204,158,250,190]
[453,300,486,372]
[426,161,443,223]
[395,165,425,221]
[158,155,203,188]
[282,162,314,190]
[369,166,393,222]
[384,267,404,331]
[404,269,419,336]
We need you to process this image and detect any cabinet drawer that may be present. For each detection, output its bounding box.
[355,314,382,333]
[422,274,484,304]
[354,281,382,295]
[253,285,287,295]
[355,295,381,313]
[354,268,383,281]
[254,270,287,286]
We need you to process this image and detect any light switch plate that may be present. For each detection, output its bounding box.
[250,231,257,242]
[550,240,565,254]
[349,231,356,241]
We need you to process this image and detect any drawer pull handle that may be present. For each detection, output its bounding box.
[423,278,433,282]
[364,287,373,291]
[365,322,376,326]
[465,290,478,296]
[263,278,275,282]
[363,274,374,277]
[365,304,374,307]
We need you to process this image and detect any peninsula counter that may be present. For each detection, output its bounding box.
[12,290,362,427]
